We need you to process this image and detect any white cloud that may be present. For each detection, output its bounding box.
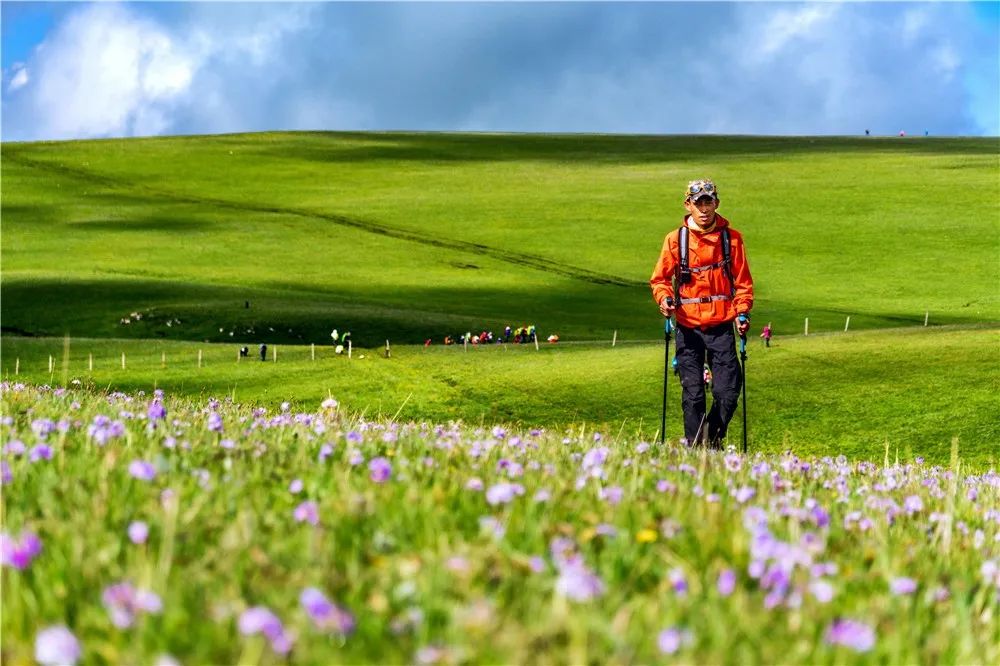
[7,64,29,93]
[1,3,318,140]
[756,4,839,60]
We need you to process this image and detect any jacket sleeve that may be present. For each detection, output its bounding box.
[730,230,754,315]
[649,232,676,306]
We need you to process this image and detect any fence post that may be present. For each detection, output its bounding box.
[121,352,126,370]
[49,355,54,373]
[534,334,539,351]
[844,316,850,332]
[385,340,391,358]
[15,358,19,375]
[198,349,203,368]
[805,318,809,336]
[89,353,93,371]
[311,343,315,361]
[348,340,352,359]
[924,311,929,327]
[161,351,166,368]
[612,330,617,347]
[274,346,277,363]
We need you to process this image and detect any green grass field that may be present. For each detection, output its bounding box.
[1,324,996,467]
[2,131,999,464]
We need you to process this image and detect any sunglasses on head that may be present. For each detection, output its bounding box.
[687,181,717,198]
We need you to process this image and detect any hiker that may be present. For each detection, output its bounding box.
[650,178,754,449]
[259,344,267,361]
[760,322,772,348]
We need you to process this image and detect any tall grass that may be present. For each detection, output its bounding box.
[2,383,998,663]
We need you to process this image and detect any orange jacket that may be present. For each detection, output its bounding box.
[649,214,754,330]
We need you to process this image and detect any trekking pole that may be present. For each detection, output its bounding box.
[660,316,673,446]
[738,322,749,454]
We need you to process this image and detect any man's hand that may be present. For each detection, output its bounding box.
[659,297,675,318]
[736,313,750,336]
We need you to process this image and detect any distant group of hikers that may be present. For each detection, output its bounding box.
[438,325,547,346]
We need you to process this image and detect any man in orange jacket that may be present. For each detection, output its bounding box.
[650,179,753,448]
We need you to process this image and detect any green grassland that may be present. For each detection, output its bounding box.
[2,324,996,467]
[2,133,998,345]
[2,132,998,465]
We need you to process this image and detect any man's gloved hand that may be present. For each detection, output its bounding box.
[659,297,675,318]
[736,313,751,336]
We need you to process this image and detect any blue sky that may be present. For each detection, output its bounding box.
[2,1,998,141]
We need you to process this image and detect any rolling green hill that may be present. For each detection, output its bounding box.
[2,132,998,346]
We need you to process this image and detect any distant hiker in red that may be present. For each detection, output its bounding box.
[650,178,754,449]
[761,323,772,348]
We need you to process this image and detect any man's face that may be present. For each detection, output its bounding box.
[684,195,719,228]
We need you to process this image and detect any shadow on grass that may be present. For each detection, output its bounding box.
[67,217,212,233]
[2,276,992,350]
[251,131,1000,165]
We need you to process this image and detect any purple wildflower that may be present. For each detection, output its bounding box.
[102,582,162,628]
[555,562,605,602]
[810,580,835,603]
[889,577,918,596]
[824,618,876,652]
[31,418,57,439]
[529,556,546,573]
[717,569,736,596]
[128,460,157,482]
[207,412,223,433]
[346,430,363,444]
[724,453,742,472]
[87,415,125,445]
[733,486,756,504]
[600,486,624,505]
[533,488,551,503]
[903,495,924,514]
[35,626,81,666]
[300,587,355,635]
[595,523,617,538]
[656,479,676,493]
[318,443,334,462]
[4,440,26,456]
[657,627,692,654]
[485,482,523,505]
[581,447,609,471]
[369,457,392,483]
[1,461,11,484]
[127,521,149,545]
[29,444,53,463]
[1,530,43,569]
[348,450,364,466]
[289,479,304,494]
[293,501,319,526]
[669,568,688,596]
[239,606,293,654]
[147,400,166,422]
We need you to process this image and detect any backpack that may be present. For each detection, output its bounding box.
[674,225,735,305]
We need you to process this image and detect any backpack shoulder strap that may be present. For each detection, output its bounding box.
[721,228,736,297]
[678,225,689,271]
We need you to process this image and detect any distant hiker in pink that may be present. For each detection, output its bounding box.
[760,323,772,348]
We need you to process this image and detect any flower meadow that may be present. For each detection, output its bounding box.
[1,382,998,664]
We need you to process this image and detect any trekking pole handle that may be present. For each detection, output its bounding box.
[737,314,748,356]
[664,317,673,335]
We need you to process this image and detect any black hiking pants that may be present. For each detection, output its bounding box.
[675,321,742,448]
